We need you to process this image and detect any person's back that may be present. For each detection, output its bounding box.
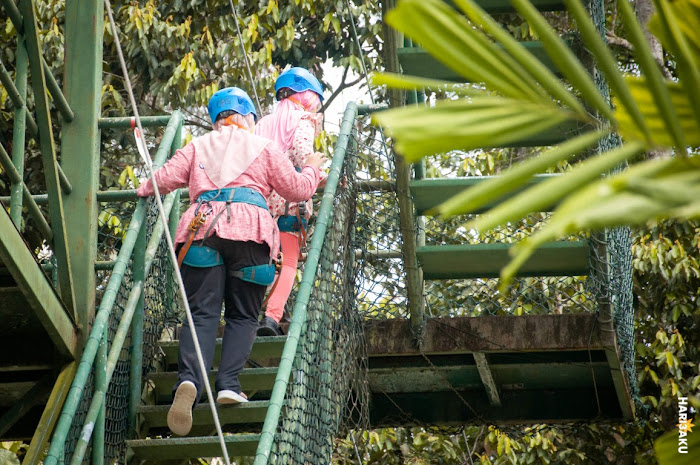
[253,68,326,336]
[136,87,326,437]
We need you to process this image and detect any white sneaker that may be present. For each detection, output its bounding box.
[167,381,196,436]
[217,390,249,404]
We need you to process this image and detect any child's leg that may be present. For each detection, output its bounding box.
[265,232,300,323]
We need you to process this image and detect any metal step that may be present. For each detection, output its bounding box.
[159,336,286,369]
[127,433,260,460]
[410,174,558,215]
[147,367,279,403]
[446,0,565,13]
[397,42,558,82]
[139,401,270,430]
[417,241,590,279]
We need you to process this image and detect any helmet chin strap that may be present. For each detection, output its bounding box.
[221,115,253,132]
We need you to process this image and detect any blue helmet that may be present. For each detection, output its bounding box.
[207,87,257,123]
[275,67,324,101]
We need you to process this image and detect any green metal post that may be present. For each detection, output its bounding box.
[129,222,146,438]
[43,113,182,465]
[10,39,28,228]
[60,0,104,335]
[92,331,106,465]
[0,53,38,138]
[253,102,358,465]
[166,122,183,317]
[383,0,425,339]
[19,0,76,315]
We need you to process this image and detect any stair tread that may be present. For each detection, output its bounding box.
[127,433,260,459]
[159,336,286,367]
[448,0,565,13]
[417,241,589,279]
[147,367,279,403]
[397,42,558,82]
[139,401,270,428]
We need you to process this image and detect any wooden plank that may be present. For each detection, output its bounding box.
[410,174,559,215]
[397,42,558,82]
[367,360,612,393]
[127,434,261,459]
[473,353,501,406]
[417,241,590,279]
[159,336,287,368]
[0,207,77,359]
[148,367,279,403]
[366,314,615,356]
[139,401,270,429]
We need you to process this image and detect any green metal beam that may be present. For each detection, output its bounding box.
[159,337,287,369]
[23,362,77,465]
[410,174,560,215]
[0,207,77,359]
[397,42,559,81]
[20,0,76,314]
[0,52,39,138]
[417,241,590,279]
[1,0,74,122]
[60,0,104,336]
[10,40,29,228]
[98,115,173,128]
[127,434,261,460]
[0,140,52,239]
[444,0,565,14]
[473,353,501,406]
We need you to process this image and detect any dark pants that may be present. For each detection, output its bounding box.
[176,236,269,401]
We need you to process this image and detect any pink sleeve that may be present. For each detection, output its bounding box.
[265,144,320,202]
[136,143,194,197]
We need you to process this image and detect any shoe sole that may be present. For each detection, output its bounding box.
[257,327,279,337]
[217,392,248,405]
[167,382,196,436]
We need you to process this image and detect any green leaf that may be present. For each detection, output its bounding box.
[467,141,645,233]
[435,129,609,217]
[511,0,613,121]
[616,78,700,146]
[386,0,545,101]
[455,0,588,119]
[564,0,650,142]
[372,97,576,162]
[371,71,485,97]
[616,0,686,148]
[655,427,700,464]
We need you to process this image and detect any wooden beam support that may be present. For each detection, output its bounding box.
[366,314,615,356]
[0,207,78,359]
[19,0,76,315]
[473,353,501,406]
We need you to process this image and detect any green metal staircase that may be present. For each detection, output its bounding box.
[126,337,286,462]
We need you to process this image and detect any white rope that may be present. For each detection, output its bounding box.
[103,2,231,463]
[228,0,263,117]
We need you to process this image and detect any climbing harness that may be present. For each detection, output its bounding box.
[176,187,280,286]
[103,2,232,463]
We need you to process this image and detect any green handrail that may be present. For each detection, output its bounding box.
[43,111,183,465]
[253,101,360,465]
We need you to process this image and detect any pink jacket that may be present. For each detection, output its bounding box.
[136,131,320,256]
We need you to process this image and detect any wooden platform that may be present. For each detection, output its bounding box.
[365,314,634,425]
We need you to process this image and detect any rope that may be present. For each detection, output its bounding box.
[103,2,232,464]
[228,0,263,117]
